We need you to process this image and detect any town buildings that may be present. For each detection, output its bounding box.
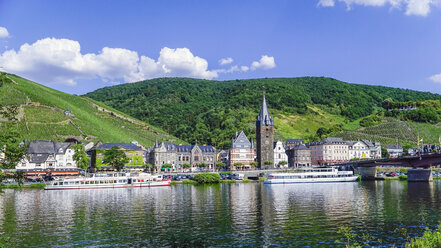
[273,141,288,167]
[256,94,274,169]
[286,143,311,168]
[229,131,255,170]
[145,141,217,171]
[17,140,77,170]
[347,140,382,160]
[386,144,403,158]
[308,137,349,166]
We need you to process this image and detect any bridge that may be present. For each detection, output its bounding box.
[339,153,441,182]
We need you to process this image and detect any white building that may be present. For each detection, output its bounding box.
[387,144,403,158]
[347,140,382,160]
[273,141,288,168]
[17,140,77,170]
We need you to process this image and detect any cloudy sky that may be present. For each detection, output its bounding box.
[1,0,441,94]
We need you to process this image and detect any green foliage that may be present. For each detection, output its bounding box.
[221,179,236,183]
[250,161,258,167]
[216,162,225,170]
[0,73,180,147]
[359,115,382,127]
[335,225,375,248]
[143,163,153,172]
[193,173,221,184]
[85,77,441,149]
[0,125,26,169]
[13,171,26,186]
[198,162,208,168]
[381,146,390,158]
[264,161,273,166]
[102,146,129,171]
[233,162,243,167]
[72,144,90,170]
[278,160,288,166]
[182,163,191,169]
[406,225,441,248]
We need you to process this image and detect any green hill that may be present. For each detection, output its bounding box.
[84,77,441,149]
[0,73,180,146]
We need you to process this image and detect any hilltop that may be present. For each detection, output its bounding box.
[84,77,441,149]
[0,73,180,146]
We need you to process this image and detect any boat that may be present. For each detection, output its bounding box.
[44,172,171,190]
[264,167,358,184]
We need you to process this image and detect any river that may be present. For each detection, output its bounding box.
[1,181,440,247]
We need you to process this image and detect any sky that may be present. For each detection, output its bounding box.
[1,0,441,95]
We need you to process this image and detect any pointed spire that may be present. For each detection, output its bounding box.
[257,94,273,126]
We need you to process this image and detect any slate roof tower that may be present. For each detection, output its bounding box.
[256,94,274,169]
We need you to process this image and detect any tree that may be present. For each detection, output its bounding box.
[161,163,172,171]
[182,163,191,171]
[278,160,288,167]
[72,144,90,170]
[0,126,26,170]
[250,161,258,168]
[12,170,25,186]
[216,162,225,171]
[143,163,153,173]
[233,162,243,170]
[102,146,129,171]
[381,146,389,158]
[198,162,208,169]
[264,161,273,167]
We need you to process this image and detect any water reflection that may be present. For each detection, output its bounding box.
[1,181,441,247]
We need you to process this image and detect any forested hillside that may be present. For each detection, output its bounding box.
[84,77,441,149]
[0,73,180,146]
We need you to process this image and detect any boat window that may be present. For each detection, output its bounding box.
[54,182,58,185]
[59,182,64,185]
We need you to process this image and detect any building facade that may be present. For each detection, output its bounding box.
[273,141,288,168]
[308,137,349,166]
[147,141,217,171]
[18,140,77,170]
[348,140,382,160]
[286,144,311,168]
[386,144,403,158]
[256,95,274,169]
[229,131,255,170]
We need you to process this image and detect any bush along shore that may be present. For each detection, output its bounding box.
[0,183,46,189]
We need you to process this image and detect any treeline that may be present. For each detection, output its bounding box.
[84,77,441,149]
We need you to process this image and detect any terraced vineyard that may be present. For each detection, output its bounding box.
[337,118,441,146]
[0,73,180,146]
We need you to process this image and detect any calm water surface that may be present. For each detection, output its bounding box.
[1,181,441,247]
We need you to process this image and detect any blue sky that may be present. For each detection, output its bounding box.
[1,0,441,95]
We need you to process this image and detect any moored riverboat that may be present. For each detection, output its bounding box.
[45,172,171,190]
[264,167,358,184]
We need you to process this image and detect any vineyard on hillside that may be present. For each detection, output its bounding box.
[336,118,440,146]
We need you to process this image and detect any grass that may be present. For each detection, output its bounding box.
[0,74,182,146]
[274,105,345,140]
[0,183,46,189]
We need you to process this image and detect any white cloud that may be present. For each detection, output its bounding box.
[0,38,220,85]
[317,0,441,16]
[219,57,233,65]
[251,55,276,71]
[0,27,9,38]
[0,37,276,86]
[241,66,249,72]
[429,73,441,83]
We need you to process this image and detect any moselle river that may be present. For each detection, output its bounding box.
[1,181,441,247]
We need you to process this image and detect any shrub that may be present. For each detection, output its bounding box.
[193,173,221,184]
[407,225,441,248]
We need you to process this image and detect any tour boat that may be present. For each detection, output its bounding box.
[44,172,171,190]
[264,167,358,184]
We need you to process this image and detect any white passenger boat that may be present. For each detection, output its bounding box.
[264,167,358,184]
[45,172,171,190]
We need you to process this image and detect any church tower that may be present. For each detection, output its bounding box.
[256,94,274,169]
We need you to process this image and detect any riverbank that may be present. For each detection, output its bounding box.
[171,179,255,185]
[0,183,46,189]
